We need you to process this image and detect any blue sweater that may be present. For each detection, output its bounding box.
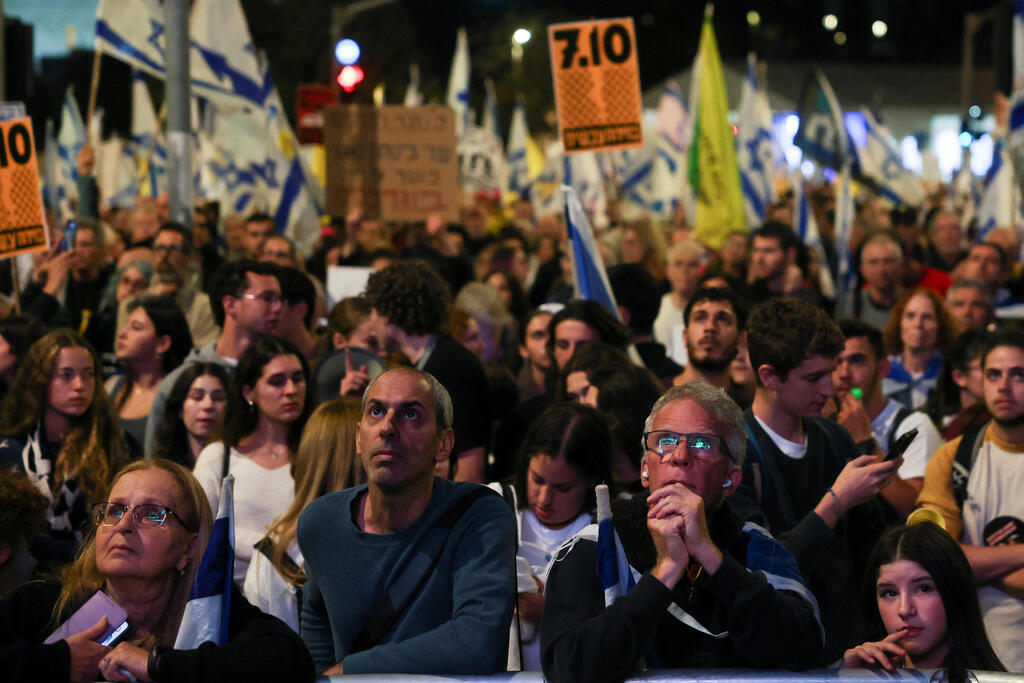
[297,478,516,674]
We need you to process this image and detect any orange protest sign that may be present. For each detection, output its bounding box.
[548,17,644,154]
[0,117,46,258]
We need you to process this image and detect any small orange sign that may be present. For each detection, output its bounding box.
[548,17,644,154]
[0,117,46,258]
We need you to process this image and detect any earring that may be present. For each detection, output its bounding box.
[178,567,186,576]
[247,400,255,412]
[641,471,649,480]
[722,480,732,488]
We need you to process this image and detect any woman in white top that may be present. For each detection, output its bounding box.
[653,239,705,366]
[490,401,613,671]
[242,398,364,631]
[193,336,313,584]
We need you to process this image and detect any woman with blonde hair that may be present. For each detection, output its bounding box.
[0,330,130,567]
[620,219,668,282]
[0,459,313,682]
[243,398,364,631]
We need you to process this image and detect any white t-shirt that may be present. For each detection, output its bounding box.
[653,293,688,367]
[242,537,304,633]
[754,416,808,460]
[193,442,295,584]
[870,401,943,480]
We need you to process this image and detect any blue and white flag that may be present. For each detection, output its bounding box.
[482,77,501,141]
[1008,0,1024,202]
[855,109,925,208]
[55,88,86,220]
[446,27,471,138]
[793,68,849,170]
[656,81,695,222]
[42,120,61,216]
[95,0,272,111]
[833,161,857,295]
[131,71,167,198]
[594,484,634,607]
[563,185,619,318]
[976,138,1016,241]
[507,99,531,199]
[792,173,835,298]
[175,475,234,649]
[737,53,778,230]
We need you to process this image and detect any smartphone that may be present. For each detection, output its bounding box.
[887,427,919,462]
[44,590,129,645]
[59,220,78,253]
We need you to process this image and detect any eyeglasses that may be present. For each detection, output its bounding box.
[153,244,185,254]
[92,502,194,531]
[241,291,282,305]
[642,430,731,462]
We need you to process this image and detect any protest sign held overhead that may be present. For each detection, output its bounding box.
[0,117,47,259]
[548,17,643,154]
[323,104,459,223]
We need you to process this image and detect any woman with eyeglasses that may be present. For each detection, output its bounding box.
[0,459,314,682]
[193,336,314,584]
[106,295,193,453]
[0,330,130,568]
[489,402,612,670]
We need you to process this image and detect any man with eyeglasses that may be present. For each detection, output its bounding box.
[730,297,901,666]
[143,260,283,456]
[541,382,822,681]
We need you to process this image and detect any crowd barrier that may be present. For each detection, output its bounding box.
[324,670,1024,682]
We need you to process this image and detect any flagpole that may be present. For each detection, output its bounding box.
[164,0,192,226]
[87,51,101,144]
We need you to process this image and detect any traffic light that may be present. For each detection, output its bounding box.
[334,38,364,94]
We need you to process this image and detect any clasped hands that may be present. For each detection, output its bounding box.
[646,484,722,589]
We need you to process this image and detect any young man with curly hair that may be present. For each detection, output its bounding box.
[729,297,901,665]
[364,260,490,482]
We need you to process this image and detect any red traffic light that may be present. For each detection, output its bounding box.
[337,65,365,93]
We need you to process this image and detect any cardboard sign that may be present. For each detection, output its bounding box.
[0,117,46,259]
[548,18,644,154]
[323,104,459,223]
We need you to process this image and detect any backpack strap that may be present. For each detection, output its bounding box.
[886,407,916,454]
[349,486,499,655]
[952,421,988,510]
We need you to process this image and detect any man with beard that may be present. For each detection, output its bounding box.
[918,328,1024,671]
[124,223,218,346]
[298,367,515,675]
[673,288,748,407]
[744,223,820,306]
[729,297,901,665]
[830,319,943,517]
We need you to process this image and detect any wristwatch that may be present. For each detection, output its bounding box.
[148,645,171,681]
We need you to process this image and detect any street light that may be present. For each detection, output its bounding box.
[512,28,531,45]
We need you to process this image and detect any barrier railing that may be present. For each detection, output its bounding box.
[323,670,1024,682]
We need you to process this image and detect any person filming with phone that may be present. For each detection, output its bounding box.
[0,459,312,683]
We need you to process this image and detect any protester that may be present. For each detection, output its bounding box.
[653,238,705,366]
[87,259,153,360]
[841,522,1004,678]
[106,295,192,450]
[298,367,516,675]
[0,468,48,597]
[672,287,748,400]
[917,328,1024,670]
[243,398,364,632]
[152,362,231,468]
[0,459,314,682]
[548,299,631,371]
[0,330,131,567]
[488,402,612,671]
[313,296,385,402]
[514,308,554,403]
[192,336,314,584]
[835,231,906,330]
[924,329,991,439]
[945,279,995,332]
[882,288,959,409]
[0,314,49,401]
[541,382,823,681]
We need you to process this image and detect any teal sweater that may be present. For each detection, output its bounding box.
[297,478,516,674]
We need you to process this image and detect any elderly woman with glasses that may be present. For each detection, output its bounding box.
[540,381,824,682]
[0,459,313,682]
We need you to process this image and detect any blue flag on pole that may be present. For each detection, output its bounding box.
[175,475,234,648]
[562,185,619,318]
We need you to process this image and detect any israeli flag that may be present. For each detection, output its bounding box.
[594,485,634,606]
[507,99,531,199]
[55,88,86,220]
[833,161,857,295]
[793,68,849,170]
[1009,0,1024,141]
[793,173,835,298]
[131,71,167,198]
[738,53,778,229]
[563,185,619,318]
[976,138,1015,242]
[656,81,695,222]
[176,475,234,649]
[446,28,471,138]
[96,0,272,110]
[856,109,924,208]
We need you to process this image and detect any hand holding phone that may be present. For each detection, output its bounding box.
[45,590,129,646]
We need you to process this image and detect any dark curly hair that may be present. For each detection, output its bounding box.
[363,260,452,335]
[747,297,844,384]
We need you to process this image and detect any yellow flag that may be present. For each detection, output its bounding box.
[688,6,746,248]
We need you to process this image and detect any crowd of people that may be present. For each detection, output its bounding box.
[0,154,1022,682]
